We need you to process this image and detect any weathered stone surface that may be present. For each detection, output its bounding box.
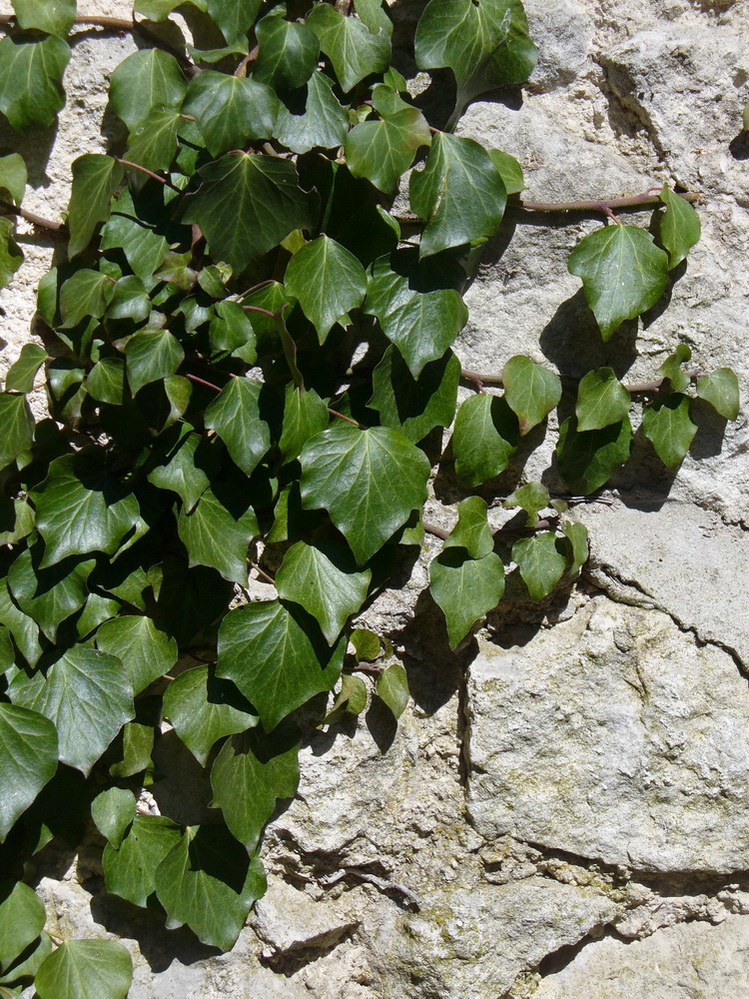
[466,596,749,872]
[251,879,358,957]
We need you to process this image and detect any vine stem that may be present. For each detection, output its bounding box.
[117,159,182,191]
[185,372,222,392]
[514,190,699,215]
[327,408,363,428]
[0,199,64,232]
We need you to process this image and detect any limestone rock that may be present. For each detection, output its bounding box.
[250,879,358,958]
[524,0,594,93]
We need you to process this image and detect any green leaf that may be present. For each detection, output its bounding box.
[556,415,633,494]
[345,108,431,195]
[204,377,271,476]
[276,542,371,645]
[124,108,182,180]
[657,343,691,392]
[91,788,137,851]
[375,662,409,719]
[568,224,670,340]
[279,384,329,462]
[369,347,460,443]
[0,218,23,292]
[696,368,740,421]
[217,600,344,731]
[67,155,124,258]
[33,450,141,567]
[429,549,505,648]
[7,545,94,641]
[0,929,53,985]
[414,0,537,111]
[0,579,43,667]
[307,3,391,92]
[254,14,320,91]
[0,393,33,470]
[0,497,34,547]
[363,261,467,377]
[210,301,256,359]
[5,344,46,394]
[206,0,261,44]
[323,673,367,724]
[11,0,76,36]
[410,133,506,257]
[504,481,549,527]
[135,0,207,18]
[563,521,589,577]
[575,367,631,432]
[488,148,524,194]
[109,722,154,779]
[109,49,187,131]
[10,648,134,776]
[86,359,125,405]
[444,496,494,558]
[180,153,314,271]
[0,34,71,132]
[0,152,27,205]
[96,616,178,696]
[211,725,299,851]
[125,329,185,396]
[512,532,566,600]
[300,426,430,565]
[0,881,45,973]
[147,428,214,511]
[103,814,181,908]
[184,72,279,157]
[641,393,697,468]
[502,355,561,435]
[276,72,349,154]
[154,825,267,950]
[35,940,132,999]
[107,275,151,323]
[177,487,258,586]
[659,187,700,269]
[100,187,170,283]
[0,704,58,842]
[59,270,116,328]
[452,393,518,487]
[164,665,257,767]
[285,235,367,342]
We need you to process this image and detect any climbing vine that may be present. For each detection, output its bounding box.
[0,0,740,994]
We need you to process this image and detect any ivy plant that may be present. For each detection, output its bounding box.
[0,0,740,990]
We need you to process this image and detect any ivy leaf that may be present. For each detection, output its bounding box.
[568,225,669,340]
[86,359,125,406]
[0,218,23,292]
[512,532,566,601]
[136,0,208,19]
[369,347,460,443]
[154,825,267,950]
[100,188,170,283]
[376,662,409,719]
[59,269,116,328]
[284,235,367,342]
[414,0,537,112]
[0,393,34,471]
[107,275,151,323]
[279,384,329,462]
[345,108,431,195]
[11,0,76,36]
[276,542,371,645]
[641,394,697,468]
[177,487,258,586]
[276,72,349,154]
[575,367,631,432]
[67,155,123,258]
[124,108,182,180]
[0,704,58,842]
[488,148,524,194]
[217,600,344,731]
[125,329,184,396]
[410,133,506,257]
[0,880,45,970]
[7,546,94,642]
[34,940,133,999]
[147,428,214,512]
[429,549,505,648]
[254,15,320,92]
[452,393,518,487]
[33,450,141,567]
[206,0,262,44]
[10,648,134,776]
[563,521,589,577]
[163,665,258,767]
[211,725,299,852]
[503,355,562,435]
[659,187,700,269]
[96,616,178,696]
[363,261,467,377]
[504,481,549,527]
[0,34,71,132]
[556,415,633,494]
[109,49,187,131]
[184,72,279,157]
[300,426,430,565]
[180,154,314,271]
[5,343,47,394]
[204,377,271,476]
[323,673,367,725]
[0,579,43,667]
[696,368,740,421]
[210,301,256,359]
[103,814,181,909]
[306,3,391,92]
[91,788,136,851]
[0,152,27,205]
[444,496,494,559]
[0,496,34,547]
[108,722,154,779]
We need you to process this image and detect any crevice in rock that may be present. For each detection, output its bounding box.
[257,926,360,978]
[593,54,669,166]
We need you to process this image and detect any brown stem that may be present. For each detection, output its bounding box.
[250,563,276,586]
[461,369,504,389]
[0,199,64,232]
[327,408,363,428]
[234,45,258,77]
[424,521,450,541]
[515,191,699,216]
[117,159,181,191]
[242,305,277,318]
[185,372,222,392]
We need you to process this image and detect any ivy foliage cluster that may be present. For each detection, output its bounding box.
[0,0,741,993]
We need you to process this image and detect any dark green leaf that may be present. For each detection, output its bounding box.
[323,673,367,724]
[276,72,348,154]
[503,355,561,434]
[254,14,320,92]
[0,152,26,205]
[91,788,136,851]
[96,616,178,695]
[307,3,390,92]
[452,393,518,487]
[375,662,409,719]
[107,276,151,322]
[657,343,691,392]
[0,218,23,292]
[659,187,700,269]
[641,393,697,468]
[0,928,53,984]
[103,814,181,908]
[285,235,367,342]
[0,579,43,667]
[147,428,214,511]
[204,377,270,475]
[0,497,34,547]
[0,393,33,470]
[184,72,279,157]
[86,359,125,405]
[125,329,184,396]
[556,415,633,494]
[67,155,124,258]
[0,34,71,132]
[512,532,566,600]
[177,487,258,585]
[345,108,431,195]
[7,545,94,641]
[0,705,58,841]
[279,384,329,462]
[124,108,182,179]
[575,367,631,431]
[217,600,344,731]
[0,880,45,971]
[5,344,46,394]
[503,481,548,526]
[568,224,669,341]
[429,549,505,648]
[563,521,589,577]
[488,148,524,194]
[695,368,740,421]
[209,301,256,360]
[11,0,76,36]
[206,0,261,44]
[100,188,170,283]
[444,496,493,558]
[211,725,299,851]
[34,940,132,999]
[300,426,430,565]
[136,0,208,19]
[369,347,460,443]
[109,722,154,779]
[59,270,116,328]
[109,49,187,130]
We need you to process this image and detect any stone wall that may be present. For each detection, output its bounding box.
[3,0,749,996]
